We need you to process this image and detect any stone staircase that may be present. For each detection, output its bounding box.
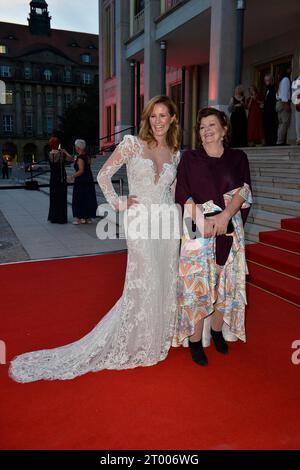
[28,146,300,243]
[243,146,300,243]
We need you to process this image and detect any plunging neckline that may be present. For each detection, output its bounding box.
[136,137,175,185]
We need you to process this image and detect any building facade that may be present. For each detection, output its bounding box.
[98,0,300,148]
[0,0,98,162]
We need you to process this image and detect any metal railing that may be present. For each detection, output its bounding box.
[133,9,145,36]
[164,0,184,12]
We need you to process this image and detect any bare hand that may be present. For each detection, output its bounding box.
[119,195,139,211]
[209,210,231,237]
[203,219,215,238]
[67,175,74,183]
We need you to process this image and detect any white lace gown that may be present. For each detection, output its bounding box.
[9,135,181,383]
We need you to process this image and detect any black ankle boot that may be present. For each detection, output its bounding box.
[188,339,208,366]
[211,328,228,354]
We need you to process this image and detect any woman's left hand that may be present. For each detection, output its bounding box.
[209,210,231,236]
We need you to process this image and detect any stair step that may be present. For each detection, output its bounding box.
[247,209,289,229]
[253,197,300,217]
[246,243,300,278]
[251,176,300,190]
[259,230,300,254]
[247,261,300,305]
[281,218,300,233]
[244,222,274,243]
[253,185,300,202]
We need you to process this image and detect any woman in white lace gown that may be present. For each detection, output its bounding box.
[9,96,181,383]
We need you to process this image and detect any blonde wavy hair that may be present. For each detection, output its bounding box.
[138,95,181,152]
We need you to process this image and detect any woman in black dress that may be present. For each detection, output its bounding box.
[228,85,248,147]
[69,139,98,224]
[48,137,73,224]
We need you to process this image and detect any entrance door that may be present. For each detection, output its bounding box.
[255,55,293,94]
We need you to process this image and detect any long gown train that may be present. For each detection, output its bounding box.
[9,135,180,383]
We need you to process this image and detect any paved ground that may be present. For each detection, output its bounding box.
[0,173,127,264]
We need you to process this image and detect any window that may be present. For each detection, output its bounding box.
[46,92,54,106]
[104,4,115,79]
[5,87,13,105]
[24,67,32,79]
[25,114,33,133]
[0,45,8,54]
[0,65,12,78]
[135,0,145,15]
[44,69,52,81]
[82,72,92,85]
[81,54,92,64]
[24,90,32,105]
[46,115,54,135]
[3,115,13,133]
[64,69,72,82]
[64,93,72,108]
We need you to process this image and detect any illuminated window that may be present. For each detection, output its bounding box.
[5,87,13,104]
[82,72,92,85]
[46,92,54,106]
[44,69,52,81]
[0,45,8,54]
[3,115,13,133]
[81,54,92,64]
[25,114,33,132]
[24,67,32,79]
[46,115,54,135]
[0,65,12,77]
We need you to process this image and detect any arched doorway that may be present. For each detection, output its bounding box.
[2,141,17,167]
[23,143,37,164]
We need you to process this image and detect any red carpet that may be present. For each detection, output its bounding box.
[259,230,300,254]
[1,253,300,450]
[246,243,300,278]
[247,218,300,305]
[282,218,300,232]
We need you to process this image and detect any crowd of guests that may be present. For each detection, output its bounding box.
[48,136,98,225]
[228,69,300,147]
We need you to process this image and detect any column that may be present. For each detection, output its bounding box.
[36,85,43,136]
[15,84,22,136]
[144,0,162,103]
[98,0,105,141]
[208,0,237,112]
[136,61,141,131]
[115,0,133,140]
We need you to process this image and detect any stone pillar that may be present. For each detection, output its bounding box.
[115,0,133,140]
[36,85,43,136]
[57,86,63,119]
[208,0,237,112]
[15,84,22,136]
[98,0,105,142]
[144,0,162,103]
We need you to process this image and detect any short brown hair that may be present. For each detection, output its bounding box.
[195,107,231,147]
[139,95,181,152]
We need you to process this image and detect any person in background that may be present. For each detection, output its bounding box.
[246,85,264,146]
[1,155,9,179]
[228,85,248,147]
[48,137,73,224]
[263,74,277,146]
[68,139,98,225]
[292,70,300,145]
[276,68,291,145]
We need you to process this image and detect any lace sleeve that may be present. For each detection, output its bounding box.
[239,182,253,209]
[97,135,135,210]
